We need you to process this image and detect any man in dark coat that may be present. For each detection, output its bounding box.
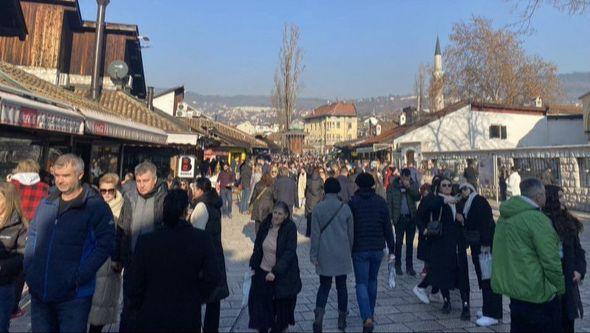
[336,167,354,203]
[272,167,298,215]
[305,169,324,237]
[200,158,211,177]
[463,161,478,189]
[126,190,219,332]
[239,159,253,214]
[387,168,420,276]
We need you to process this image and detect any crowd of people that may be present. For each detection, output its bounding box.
[0,153,585,333]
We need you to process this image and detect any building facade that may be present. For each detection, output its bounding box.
[304,102,358,153]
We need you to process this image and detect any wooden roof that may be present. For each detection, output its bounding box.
[184,117,267,149]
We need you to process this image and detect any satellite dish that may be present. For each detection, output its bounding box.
[108,60,129,87]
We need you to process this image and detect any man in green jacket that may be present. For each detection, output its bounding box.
[491,178,565,333]
[387,168,420,276]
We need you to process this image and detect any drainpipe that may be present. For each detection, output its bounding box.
[146,86,154,111]
[91,0,110,101]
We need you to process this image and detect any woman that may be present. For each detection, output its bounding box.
[305,168,325,238]
[310,178,354,333]
[127,190,219,332]
[250,173,275,234]
[544,185,586,333]
[250,165,263,197]
[297,167,307,209]
[423,177,470,320]
[248,201,302,333]
[190,177,229,333]
[88,174,124,333]
[0,183,26,333]
[456,183,502,327]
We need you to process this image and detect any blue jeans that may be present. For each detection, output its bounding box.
[240,187,251,213]
[0,283,15,333]
[352,251,384,321]
[316,275,347,313]
[221,187,233,216]
[31,295,92,333]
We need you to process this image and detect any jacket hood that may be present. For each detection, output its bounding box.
[11,173,40,186]
[500,196,538,219]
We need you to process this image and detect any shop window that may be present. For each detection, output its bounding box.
[514,158,560,181]
[490,125,507,139]
[577,158,590,187]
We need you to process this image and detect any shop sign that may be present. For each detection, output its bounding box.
[177,155,196,178]
[204,149,229,159]
[85,118,167,144]
[1,102,84,135]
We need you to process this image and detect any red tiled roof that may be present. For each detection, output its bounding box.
[305,102,357,120]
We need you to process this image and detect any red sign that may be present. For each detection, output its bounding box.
[92,121,108,136]
[19,107,38,128]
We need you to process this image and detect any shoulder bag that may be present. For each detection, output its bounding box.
[320,202,345,234]
[426,207,444,238]
[248,187,268,214]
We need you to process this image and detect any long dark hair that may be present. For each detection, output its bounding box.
[543,185,583,240]
[163,189,189,225]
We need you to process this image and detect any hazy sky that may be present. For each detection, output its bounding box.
[79,0,590,99]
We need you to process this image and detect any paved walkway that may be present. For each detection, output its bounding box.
[11,201,590,332]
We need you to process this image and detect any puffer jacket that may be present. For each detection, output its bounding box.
[492,196,565,303]
[24,185,115,303]
[349,189,395,253]
[0,211,26,285]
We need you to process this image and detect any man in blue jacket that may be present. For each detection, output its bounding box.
[24,154,115,332]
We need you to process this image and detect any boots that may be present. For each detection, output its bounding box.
[460,302,471,321]
[338,311,348,331]
[313,308,325,333]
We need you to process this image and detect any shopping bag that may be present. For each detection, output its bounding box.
[241,271,253,308]
[387,262,396,289]
[479,252,492,280]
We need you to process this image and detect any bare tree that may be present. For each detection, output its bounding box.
[414,64,427,114]
[271,23,304,137]
[443,17,562,105]
[510,0,588,31]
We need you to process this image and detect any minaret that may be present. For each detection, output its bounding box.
[433,36,445,112]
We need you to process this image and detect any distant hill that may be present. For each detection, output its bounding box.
[559,72,590,103]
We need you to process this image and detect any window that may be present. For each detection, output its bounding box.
[514,158,560,181]
[337,122,341,129]
[490,125,507,139]
[577,158,590,187]
[348,123,352,129]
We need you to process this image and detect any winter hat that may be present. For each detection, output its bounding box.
[324,177,341,194]
[355,172,375,189]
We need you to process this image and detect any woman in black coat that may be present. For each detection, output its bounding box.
[544,185,586,333]
[456,183,502,327]
[423,177,470,320]
[305,168,325,237]
[126,190,220,333]
[249,201,302,333]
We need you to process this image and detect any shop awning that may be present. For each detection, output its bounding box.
[80,108,168,145]
[167,133,199,145]
[0,90,84,135]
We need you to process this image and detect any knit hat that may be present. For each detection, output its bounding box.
[355,172,375,189]
[324,177,341,194]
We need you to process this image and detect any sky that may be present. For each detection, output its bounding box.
[78,0,590,99]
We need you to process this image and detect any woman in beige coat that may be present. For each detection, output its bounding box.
[88,173,123,333]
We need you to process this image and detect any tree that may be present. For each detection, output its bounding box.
[512,0,588,30]
[414,64,427,113]
[271,23,304,136]
[443,17,562,105]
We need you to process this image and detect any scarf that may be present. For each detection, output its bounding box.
[108,190,124,221]
[438,193,457,218]
[459,183,477,217]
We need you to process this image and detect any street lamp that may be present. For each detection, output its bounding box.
[91,0,110,101]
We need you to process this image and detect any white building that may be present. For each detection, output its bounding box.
[153,86,184,117]
[236,121,257,135]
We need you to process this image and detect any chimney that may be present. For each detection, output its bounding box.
[146,86,155,111]
[90,0,110,101]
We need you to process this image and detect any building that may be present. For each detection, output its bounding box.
[581,91,590,140]
[236,121,257,135]
[304,102,358,153]
[153,86,184,117]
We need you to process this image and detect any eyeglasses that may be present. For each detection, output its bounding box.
[440,183,452,188]
[100,188,116,194]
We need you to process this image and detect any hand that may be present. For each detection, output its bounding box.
[265,272,275,282]
[574,271,582,284]
[456,213,464,223]
[481,246,491,254]
[388,254,396,263]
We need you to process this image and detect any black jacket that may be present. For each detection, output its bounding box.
[126,221,219,332]
[425,196,469,292]
[416,193,435,262]
[249,217,302,299]
[458,195,495,250]
[0,211,26,285]
[348,189,395,253]
[196,191,229,303]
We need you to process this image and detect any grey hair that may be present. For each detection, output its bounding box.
[135,161,157,179]
[520,178,545,199]
[53,154,84,175]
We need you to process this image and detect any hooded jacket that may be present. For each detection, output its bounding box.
[491,196,565,303]
[11,173,49,221]
[24,184,115,303]
[0,211,26,285]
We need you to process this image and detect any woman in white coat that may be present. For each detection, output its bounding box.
[298,167,307,209]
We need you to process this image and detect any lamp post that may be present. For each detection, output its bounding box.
[91,0,110,101]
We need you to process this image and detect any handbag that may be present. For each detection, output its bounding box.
[320,203,345,234]
[426,207,444,238]
[248,187,269,215]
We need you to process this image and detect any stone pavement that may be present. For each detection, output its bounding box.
[10,201,590,332]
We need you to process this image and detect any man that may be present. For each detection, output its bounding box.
[506,167,521,199]
[387,168,420,276]
[10,159,49,319]
[120,172,135,195]
[492,178,565,333]
[463,161,478,189]
[217,163,236,218]
[273,166,298,215]
[115,161,167,332]
[541,168,556,185]
[200,158,211,177]
[24,154,115,332]
[239,159,253,214]
[336,167,353,203]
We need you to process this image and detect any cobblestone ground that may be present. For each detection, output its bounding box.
[10,200,590,332]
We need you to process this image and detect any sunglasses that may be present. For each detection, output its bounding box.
[440,183,452,188]
[100,188,116,194]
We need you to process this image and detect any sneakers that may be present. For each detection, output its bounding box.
[412,286,431,304]
[460,303,471,321]
[476,310,483,318]
[429,292,444,303]
[476,316,499,327]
